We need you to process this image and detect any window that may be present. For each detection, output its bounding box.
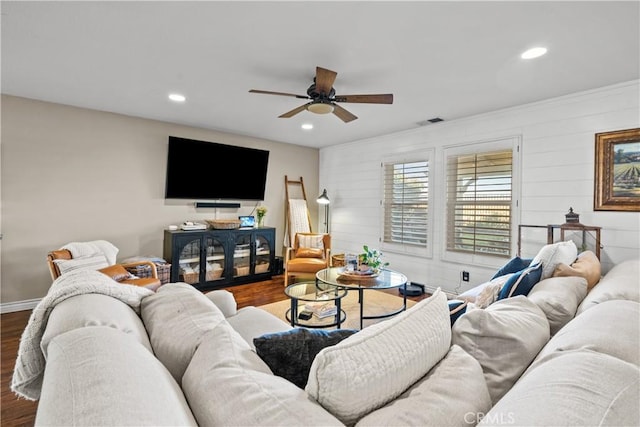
[446,149,513,257]
[382,160,429,250]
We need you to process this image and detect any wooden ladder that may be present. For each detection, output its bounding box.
[284,175,313,247]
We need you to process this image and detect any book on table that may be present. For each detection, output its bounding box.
[304,301,337,319]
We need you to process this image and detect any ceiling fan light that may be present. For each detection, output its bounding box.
[307,102,334,115]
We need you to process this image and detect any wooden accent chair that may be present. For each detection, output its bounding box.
[47,244,161,289]
[284,233,331,287]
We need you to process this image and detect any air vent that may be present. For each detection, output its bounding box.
[416,117,444,126]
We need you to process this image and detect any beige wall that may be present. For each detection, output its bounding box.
[1,95,319,304]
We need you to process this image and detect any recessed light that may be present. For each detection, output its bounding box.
[301,123,313,130]
[168,93,186,102]
[521,47,547,59]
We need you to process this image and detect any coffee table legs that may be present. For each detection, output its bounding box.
[356,282,408,329]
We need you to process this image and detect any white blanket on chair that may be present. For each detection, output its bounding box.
[61,240,119,265]
[11,269,154,401]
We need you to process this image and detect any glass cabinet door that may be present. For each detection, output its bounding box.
[255,233,272,274]
[178,238,201,284]
[233,234,251,277]
[204,236,225,282]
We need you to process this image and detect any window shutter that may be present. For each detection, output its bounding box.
[383,161,429,246]
[446,150,512,256]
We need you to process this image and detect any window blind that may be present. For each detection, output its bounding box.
[383,160,429,247]
[446,150,513,256]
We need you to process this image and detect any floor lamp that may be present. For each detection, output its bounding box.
[317,189,330,233]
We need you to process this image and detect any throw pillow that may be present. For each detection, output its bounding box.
[552,250,601,290]
[531,240,578,280]
[296,247,324,258]
[54,254,110,275]
[491,256,533,280]
[497,262,543,300]
[253,328,357,389]
[475,275,512,308]
[305,289,450,425]
[297,234,324,249]
[448,300,468,326]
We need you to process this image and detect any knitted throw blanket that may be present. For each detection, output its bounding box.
[11,269,154,400]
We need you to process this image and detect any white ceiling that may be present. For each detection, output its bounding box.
[2,1,639,148]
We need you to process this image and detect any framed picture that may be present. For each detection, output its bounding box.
[594,128,640,211]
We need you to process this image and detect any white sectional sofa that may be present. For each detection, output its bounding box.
[11,258,639,426]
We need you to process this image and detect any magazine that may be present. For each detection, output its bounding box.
[304,301,338,319]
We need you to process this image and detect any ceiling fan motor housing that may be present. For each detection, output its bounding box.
[307,83,336,100]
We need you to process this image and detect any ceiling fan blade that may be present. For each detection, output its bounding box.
[333,94,394,104]
[249,89,308,99]
[279,102,312,118]
[315,66,338,95]
[332,103,358,123]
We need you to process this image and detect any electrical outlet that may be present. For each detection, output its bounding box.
[462,271,470,282]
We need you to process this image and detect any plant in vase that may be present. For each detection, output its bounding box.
[256,206,267,228]
[360,245,389,273]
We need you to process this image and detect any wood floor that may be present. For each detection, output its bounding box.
[0,275,429,426]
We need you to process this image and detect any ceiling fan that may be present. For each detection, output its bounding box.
[249,66,393,123]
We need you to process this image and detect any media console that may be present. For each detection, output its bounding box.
[163,227,275,291]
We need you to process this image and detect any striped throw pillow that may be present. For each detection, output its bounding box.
[54,254,110,275]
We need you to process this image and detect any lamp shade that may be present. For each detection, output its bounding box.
[307,102,334,115]
[317,189,330,204]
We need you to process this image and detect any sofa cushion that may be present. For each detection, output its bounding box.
[531,240,578,280]
[527,276,588,336]
[491,256,533,280]
[497,262,542,300]
[534,299,640,367]
[36,326,197,426]
[140,282,225,382]
[182,321,343,427]
[451,296,550,404]
[41,293,153,358]
[553,250,601,290]
[226,306,293,350]
[479,350,640,427]
[306,289,451,425]
[577,258,640,315]
[254,328,358,389]
[204,289,238,317]
[356,345,491,427]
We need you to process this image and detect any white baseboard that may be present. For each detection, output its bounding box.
[1,298,40,314]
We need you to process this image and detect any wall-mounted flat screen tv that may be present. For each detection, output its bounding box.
[165,136,270,201]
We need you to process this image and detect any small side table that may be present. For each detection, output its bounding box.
[518,223,602,259]
[284,282,347,329]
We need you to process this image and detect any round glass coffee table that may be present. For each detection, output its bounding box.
[316,267,408,329]
[284,281,348,328]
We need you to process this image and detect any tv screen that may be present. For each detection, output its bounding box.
[165,136,269,201]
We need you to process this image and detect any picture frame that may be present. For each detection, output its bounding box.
[594,128,640,211]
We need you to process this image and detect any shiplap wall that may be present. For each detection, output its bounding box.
[319,80,640,295]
